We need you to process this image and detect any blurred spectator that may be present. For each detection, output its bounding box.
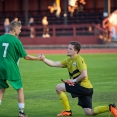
[14,17,18,21]
[68,0,78,17]
[4,18,10,33]
[28,17,35,38]
[77,0,86,12]
[48,0,61,17]
[108,13,117,40]
[88,26,92,32]
[42,16,50,38]
[105,28,111,42]
[111,27,117,39]
[96,24,105,44]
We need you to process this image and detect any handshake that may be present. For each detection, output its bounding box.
[38,53,45,61]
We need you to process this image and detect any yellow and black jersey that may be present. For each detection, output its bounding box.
[61,55,93,88]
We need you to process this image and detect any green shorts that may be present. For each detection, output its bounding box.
[0,79,23,90]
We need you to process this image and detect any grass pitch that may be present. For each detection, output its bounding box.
[0,54,117,117]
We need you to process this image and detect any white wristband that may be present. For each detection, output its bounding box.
[73,79,77,82]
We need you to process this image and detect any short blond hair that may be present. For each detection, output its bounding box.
[9,20,21,31]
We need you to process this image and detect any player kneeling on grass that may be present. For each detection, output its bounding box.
[0,20,42,117]
[38,41,117,117]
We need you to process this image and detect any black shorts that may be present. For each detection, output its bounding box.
[65,83,93,109]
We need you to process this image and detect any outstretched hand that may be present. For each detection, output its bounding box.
[38,53,45,61]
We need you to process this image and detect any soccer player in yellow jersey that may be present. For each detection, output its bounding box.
[39,41,117,117]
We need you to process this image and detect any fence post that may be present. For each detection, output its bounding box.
[53,26,56,44]
[73,26,76,40]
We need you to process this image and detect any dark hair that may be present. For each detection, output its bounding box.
[9,20,21,31]
[70,41,81,53]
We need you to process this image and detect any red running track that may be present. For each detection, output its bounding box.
[26,49,117,54]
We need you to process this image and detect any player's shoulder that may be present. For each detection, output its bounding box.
[9,35,22,43]
[77,54,84,59]
[75,55,85,62]
[65,57,71,61]
[0,34,12,41]
[7,34,22,45]
[0,33,6,38]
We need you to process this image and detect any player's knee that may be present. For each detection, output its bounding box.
[56,84,60,91]
[17,88,23,92]
[56,84,64,94]
[84,109,95,116]
[84,112,93,116]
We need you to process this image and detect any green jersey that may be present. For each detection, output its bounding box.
[0,34,27,80]
[61,55,93,88]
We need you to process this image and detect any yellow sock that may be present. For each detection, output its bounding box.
[94,106,109,114]
[58,92,70,111]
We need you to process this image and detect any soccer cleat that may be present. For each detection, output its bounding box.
[18,111,28,117]
[109,104,117,117]
[57,110,72,116]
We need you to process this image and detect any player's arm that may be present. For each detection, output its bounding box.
[63,70,87,86]
[65,70,87,83]
[43,58,63,67]
[39,53,63,67]
[24,54,41,61]
[74,59,88,83]
[75,70,87,82]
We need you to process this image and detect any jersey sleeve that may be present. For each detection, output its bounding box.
[16,39,27,58]
[60,58,69,68]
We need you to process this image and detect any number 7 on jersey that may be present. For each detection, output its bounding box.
[2,43,9,57]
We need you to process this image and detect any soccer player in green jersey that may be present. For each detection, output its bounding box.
[39,41,117,117]
[0,20,41,117]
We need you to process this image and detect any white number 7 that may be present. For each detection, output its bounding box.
[2,43,9,57]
